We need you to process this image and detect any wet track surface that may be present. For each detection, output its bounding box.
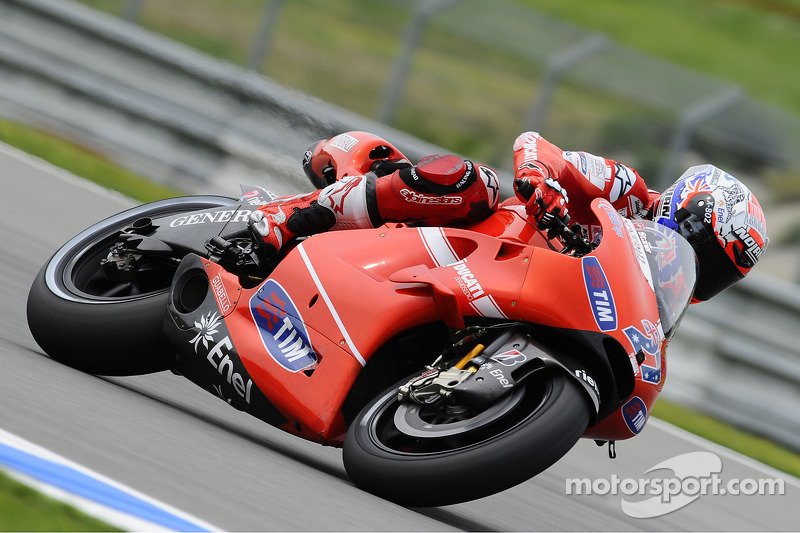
[1,144,797,531]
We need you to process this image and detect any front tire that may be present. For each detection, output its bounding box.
[26,196,235,375]
[343,370,591,507]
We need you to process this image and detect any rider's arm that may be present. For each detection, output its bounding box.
[512,131,655,221]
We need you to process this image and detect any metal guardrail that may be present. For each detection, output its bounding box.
[149,0,800,191]
[0,0,798,452]
[0,0,496,196]
[666,274,800,451]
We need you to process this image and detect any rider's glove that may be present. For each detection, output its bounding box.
[514,176,569,224]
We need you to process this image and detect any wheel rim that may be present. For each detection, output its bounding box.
[45,197,236,303]
[62,231,175,301]
[393,388,525,438]
[365,373,554,456]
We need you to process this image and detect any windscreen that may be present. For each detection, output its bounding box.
[625,220,698,338]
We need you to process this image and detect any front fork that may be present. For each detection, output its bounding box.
[398,326,601,420]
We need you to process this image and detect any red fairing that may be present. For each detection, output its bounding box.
[203,198,682,445]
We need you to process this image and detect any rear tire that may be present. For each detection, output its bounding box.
[26,196,235,375]
[343,370,590,507]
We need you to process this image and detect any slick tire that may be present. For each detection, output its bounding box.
[343,370,591,507]
[26,196,235,376]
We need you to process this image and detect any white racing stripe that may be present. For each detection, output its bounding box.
[298,243,367,366]
[469,295,509,319]
[418,227,459,266]
[418,227,508,320]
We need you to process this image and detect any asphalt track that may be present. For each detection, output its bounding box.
[1,143,797,531]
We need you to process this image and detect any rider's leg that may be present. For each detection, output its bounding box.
[375,154,500,226]
[249,175,378,259]
[250,154,501,258]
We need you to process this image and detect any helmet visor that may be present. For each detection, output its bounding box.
[677,215,744,301]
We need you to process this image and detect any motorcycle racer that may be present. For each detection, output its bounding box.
[508,131,768,301]
[250,130,767,302]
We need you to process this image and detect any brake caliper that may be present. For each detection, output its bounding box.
[397,365,475,405]
[397,343,492,405]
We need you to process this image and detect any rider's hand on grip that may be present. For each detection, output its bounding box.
[514,176,569,225]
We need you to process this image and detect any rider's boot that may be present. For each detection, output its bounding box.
[249,175,377,261]
[249,191,333,262]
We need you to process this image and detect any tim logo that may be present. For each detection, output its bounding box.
[582,256,617,331]
[622,396,648,434]
[623,319,662,384]
[249,280,318,372]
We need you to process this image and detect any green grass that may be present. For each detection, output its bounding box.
[517,0,800,115]
[0,469,119,531]
[82,0,800,115]
[0,118,182,204]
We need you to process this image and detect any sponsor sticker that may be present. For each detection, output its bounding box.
[575,368,600,397]
[733,226,764,265]
[582,256,617,331]
[240,187,278,206]
[400,189,463,205]
[622,395,648,434]
[451,259,485,300]
[564,151,609,191]
[491,349,527,367]
[210,274,232,314]
[169,209,253,228]
[329,133,359,152]
[598,200,625,238]
[249,280,318,372]
[188,312,254,404]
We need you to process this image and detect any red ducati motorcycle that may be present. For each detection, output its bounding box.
[27,132,697,506]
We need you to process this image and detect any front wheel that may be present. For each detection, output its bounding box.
[343,370,590,507]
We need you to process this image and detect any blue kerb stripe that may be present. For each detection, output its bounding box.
[0,441,211,532]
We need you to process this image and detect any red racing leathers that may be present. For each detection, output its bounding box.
[250,130,658,257]
[249,146,501,258]
[507,131,660,239]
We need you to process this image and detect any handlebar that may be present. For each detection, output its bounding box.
[518,191,593,256]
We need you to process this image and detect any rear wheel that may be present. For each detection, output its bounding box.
[26,196,235,375]
[343,370,590,507]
